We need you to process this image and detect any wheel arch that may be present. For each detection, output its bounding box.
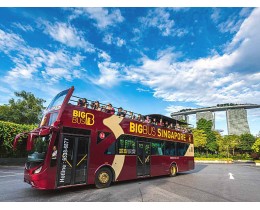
[95,164,116,182]
[169,161,179,173]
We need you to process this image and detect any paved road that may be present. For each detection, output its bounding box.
[0,163,260,202]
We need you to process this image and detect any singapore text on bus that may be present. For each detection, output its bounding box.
[13,86,194,189]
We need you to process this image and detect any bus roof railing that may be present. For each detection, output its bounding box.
[69,95,190,127]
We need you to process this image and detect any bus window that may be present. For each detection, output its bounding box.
[117,135,136,155]
[125,139,136,155]
[48,112,59,126]
[151,141,165,155]
[105,142,116,155]
[26,135,51,169]
[176,143,189,156]
[165,141,176,156]
[50,134,59,167]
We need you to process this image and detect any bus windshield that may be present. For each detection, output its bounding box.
[46,88,70,112]
[27,135,51,162]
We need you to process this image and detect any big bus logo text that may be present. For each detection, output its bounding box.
[72,110,94,126]
[129,122,191,142]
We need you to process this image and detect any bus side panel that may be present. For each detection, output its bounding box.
[175,157,194,172]
[150,156,169,176]
[86,154,114,185]
[150,156,194,176]
[116,156,137,182]
[47,166,58,189]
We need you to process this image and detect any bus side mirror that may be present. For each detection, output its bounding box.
[13,134,21,150]
[26,133,37,151]
[39,127,50,136]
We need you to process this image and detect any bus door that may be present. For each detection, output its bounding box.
[57,135,89,187]
[137,142,151,177]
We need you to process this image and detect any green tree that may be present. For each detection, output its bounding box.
[0,91,45,124]
[197,119,217,154]
[193,128,207,153]
[205,132,218,154]
[228,135,240,156]
[239,133,256,152]
[251,138,260,154]
[218,135,240,157]
[197,118,212,133]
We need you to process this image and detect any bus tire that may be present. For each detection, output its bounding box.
[169,164,177,177]
[95,167,112,189]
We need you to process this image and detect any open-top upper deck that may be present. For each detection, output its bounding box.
[39,86,193,144]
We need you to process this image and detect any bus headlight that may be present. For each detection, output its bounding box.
[34,166,42,174]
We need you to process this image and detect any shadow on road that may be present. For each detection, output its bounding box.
[177,163,208,176]
[23,184,96,198]
[23,165,208,196]
[4,164,208,199]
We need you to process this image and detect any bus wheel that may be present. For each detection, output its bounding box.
[169,164,177,177]
[95,167,112,189]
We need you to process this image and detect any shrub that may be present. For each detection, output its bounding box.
[251,153,260,160]
[232,153,252,160]
[0,121,36,158]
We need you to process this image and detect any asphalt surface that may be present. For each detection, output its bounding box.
[0,163,260,202]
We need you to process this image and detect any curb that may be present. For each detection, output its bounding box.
[0,158,26,166]
[195,160,260,166]
[195,160,233,164]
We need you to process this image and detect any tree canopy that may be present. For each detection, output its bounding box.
[196,119,217,154]
[239,133,256,151]
[0,91,45,124]
[194,118,257,158]
[193,129,207,150]
[252,138,260,154]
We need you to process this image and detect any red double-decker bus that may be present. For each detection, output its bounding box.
[13,86,194,189]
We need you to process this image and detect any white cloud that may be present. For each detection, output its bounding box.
[40,21,94,52]
[41,67,81,83]
[40,50,85,84]
[0,28,86,88]
[116,37,126,47]
[139,8,189,38]
[122,8,260,109]
[140,8,174,36]
[7,64,36,79]
[103,33,126,47]
[0,29,25,54]
[136,88,150,93]
[131,28,142,42]
[211,8,221,23]
[45,50,84,68]
[211,8,253,34]
[12,22,34,32]
[70,8,124,29]
[224,8,260,72]
[91,61,125,87]
[217,15,244,34]
[98,50,111,62]
[103,33,112,44]
[175,28,189,37]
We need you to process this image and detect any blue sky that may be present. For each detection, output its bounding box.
[0,7,259,135]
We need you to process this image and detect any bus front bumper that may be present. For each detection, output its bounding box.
[24,168,53,190]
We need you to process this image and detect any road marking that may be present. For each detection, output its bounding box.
[0,173,23,178]
[0,175,16,178]
[1,171,17,174]
[228,173,234,180]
